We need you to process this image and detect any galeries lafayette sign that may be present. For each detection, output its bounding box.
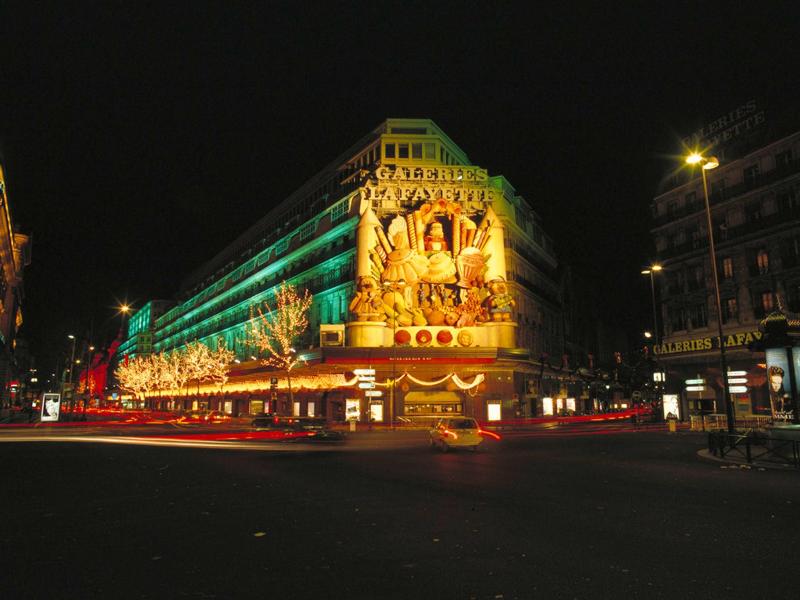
[653,330,763,356]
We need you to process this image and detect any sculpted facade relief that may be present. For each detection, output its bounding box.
[350,192,516,348]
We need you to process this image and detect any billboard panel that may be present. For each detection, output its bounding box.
[41,393,61,422]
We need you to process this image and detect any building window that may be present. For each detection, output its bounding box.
[685,191,697,207]
[275,238,289,256]
[754,291,775,318]
[398,143,409,159]
[710,178,725,199]
[777,186,800,212]
[667,201,678,216]
[788,284,800,313]
[384,144,396,159]
[757,249,769,274]
[669,307,686,332]
[743,164,760,187]
[411,143,423,159]
[689,303,707,329]
[745,201,762,222]
[780,236,800,269]
[721,257,734,280]
[330,199,348,223]
[687,265,704,291]
[775,149,792,168]
[761,291,774,313]
[424,142,436,159]
[298,221,315,242]
[722,297,738,324]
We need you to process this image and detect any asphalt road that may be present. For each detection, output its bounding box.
[1,427,797,600]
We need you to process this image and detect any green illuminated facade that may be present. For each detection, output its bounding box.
[126,119,575,419]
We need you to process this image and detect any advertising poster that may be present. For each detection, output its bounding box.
[662,394,680,420]
[41,393,61,422]
[765,348,796,421]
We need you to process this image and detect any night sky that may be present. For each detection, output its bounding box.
[1,2,798,373]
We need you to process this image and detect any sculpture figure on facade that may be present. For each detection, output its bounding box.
[348,276,384,321]
[381,280,421,327]
[380,216,429,286]
[484,277,515,321]
[424,221,449,252]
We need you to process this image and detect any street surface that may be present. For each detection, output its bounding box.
[1,423,797,599]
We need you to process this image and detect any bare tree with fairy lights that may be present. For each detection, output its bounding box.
[247,281,313,412]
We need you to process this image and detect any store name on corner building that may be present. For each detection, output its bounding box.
[653,330,762,356]
[361,166,498,204]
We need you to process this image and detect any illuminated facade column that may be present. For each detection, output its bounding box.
[482,206,507,282]
[356,206,380,280]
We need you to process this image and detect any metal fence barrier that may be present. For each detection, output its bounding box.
[708,430,800,468]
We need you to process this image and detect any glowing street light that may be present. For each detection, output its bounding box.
[641,264,663,346]
[686,152,734,432]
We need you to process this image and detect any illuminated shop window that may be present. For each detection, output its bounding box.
[487,402,501,421]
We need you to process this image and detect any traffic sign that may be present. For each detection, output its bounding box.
[364,390,383,397]
[358,382,376,389]
[354,368,376,376]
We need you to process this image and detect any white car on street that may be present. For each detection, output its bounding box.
[429,417,484,452]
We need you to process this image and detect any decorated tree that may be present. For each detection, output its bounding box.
[164,347,192,401]
[247,281,313,410]
[208,339,235,390]
[115,356,150,406]
[183,340,214,394]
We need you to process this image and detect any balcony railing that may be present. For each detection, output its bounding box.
[652,157,800,228]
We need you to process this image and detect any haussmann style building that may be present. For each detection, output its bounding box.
[650,101,799,422]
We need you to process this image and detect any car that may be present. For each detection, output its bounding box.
[251,415,346,442]
[429,417,484,452]
[177,410,230,424]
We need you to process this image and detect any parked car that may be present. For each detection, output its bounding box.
[429,417,483,452]
[251,415,345,442]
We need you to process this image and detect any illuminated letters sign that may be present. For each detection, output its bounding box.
[654,330,762,356]
[360,165,498,205]
[681,100,765,151]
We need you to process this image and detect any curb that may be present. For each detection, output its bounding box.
[697,449,796,471]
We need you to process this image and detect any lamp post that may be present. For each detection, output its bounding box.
[83,344,95,412]
[65,334,77,413]
[641,264,663,346]
[686,153,735,432]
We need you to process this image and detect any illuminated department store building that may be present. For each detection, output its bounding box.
[126,119,575,421]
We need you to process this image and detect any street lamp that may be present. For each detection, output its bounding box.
[686,152,735,432]
[641,264,663,346]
